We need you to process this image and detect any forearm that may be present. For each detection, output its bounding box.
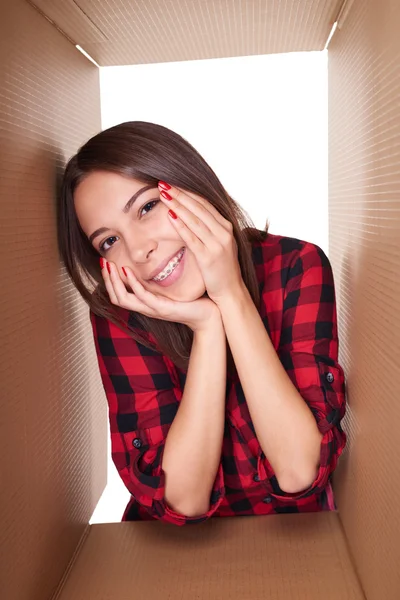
[218,285,322,492]
[162,315,226,516]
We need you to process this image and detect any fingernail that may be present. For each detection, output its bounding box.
[107,262,111,274]
[168,209,178,220]
[158,181,171,191]
[160,190,172,201]
[100,257,104,269]
[122,267,127,277]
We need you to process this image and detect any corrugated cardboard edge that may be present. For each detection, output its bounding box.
[56,513,367,600]
[1,1,104,598]
[329,0,400,597]
[26,0,77,46]
[51,525,92,600]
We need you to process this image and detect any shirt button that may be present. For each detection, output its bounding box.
[263,496,272,504]
[253,474,260,482]
[326,372,334,384]
[132,438,142,449]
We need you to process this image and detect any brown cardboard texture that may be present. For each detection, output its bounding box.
[1,0,399,599]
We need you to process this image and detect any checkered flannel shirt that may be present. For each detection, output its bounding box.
[90,233,347,524]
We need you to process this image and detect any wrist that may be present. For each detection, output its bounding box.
[193,310,224,335]
[214,283,251,314]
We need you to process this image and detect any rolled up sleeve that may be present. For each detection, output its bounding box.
[123,425,225,523]
[259,242,347,500]
[90,309,225,525]
[259,353,346,500]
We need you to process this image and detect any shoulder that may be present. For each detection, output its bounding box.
[250,230,325,265]
[250,231,331,289]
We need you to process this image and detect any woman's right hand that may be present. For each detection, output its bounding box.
[101,260,221,333]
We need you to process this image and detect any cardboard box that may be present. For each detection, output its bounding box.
[1,0,399,598]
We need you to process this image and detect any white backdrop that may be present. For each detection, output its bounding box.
[90,50,328,523]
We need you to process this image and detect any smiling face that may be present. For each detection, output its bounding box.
[74,171,206,301]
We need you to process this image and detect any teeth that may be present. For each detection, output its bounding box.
[153,248,185,282]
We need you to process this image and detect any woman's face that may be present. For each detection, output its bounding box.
[74,170,206,301]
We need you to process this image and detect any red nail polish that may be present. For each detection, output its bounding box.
[100,257,104,269]
[106,262,111,274]
[158,181,171,191]
[168,209,178,219]
[122,267,127,277]
[160,190,172,201]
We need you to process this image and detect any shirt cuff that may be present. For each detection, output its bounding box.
[161,462,225,524]
[128,433,225,523]
[258,426,345,501]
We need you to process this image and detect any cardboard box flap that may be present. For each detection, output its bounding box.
[2,0,400,599]
[328,0,400,598]
[31,0,342,66]
[0,2,103,600]
[55,514,365,600]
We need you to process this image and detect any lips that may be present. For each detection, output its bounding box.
[147,247,185,281]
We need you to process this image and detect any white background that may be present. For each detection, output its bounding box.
[90,50,328,523]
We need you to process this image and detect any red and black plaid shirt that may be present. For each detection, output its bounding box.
[90,232,347,524]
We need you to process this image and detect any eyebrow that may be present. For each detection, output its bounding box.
[88,184,156,245]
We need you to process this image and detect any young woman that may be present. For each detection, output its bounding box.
[58,121,346,524]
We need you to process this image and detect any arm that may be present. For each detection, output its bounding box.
[90,309,227,524]
[217,242,346,495]
[162,314,226,516]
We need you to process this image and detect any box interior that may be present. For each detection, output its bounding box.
[1,1,399,599]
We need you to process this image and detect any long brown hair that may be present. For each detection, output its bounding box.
[57,121,268,375]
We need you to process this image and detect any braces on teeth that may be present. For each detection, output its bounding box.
[153,248,185,282]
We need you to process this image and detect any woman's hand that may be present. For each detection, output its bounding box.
[101,259,221,333]
[157,182,244,305]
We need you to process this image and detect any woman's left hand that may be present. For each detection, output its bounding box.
[158,182,244,305]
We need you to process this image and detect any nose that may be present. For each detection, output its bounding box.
[126,235,157,265]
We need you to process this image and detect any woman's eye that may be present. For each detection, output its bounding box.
[99,200,159,253]
[140,200,159,217]
[100,236,118,253]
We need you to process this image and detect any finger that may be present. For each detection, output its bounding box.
[122,266,176,314]
[106,261,156,316]
[115,263,176,317]
[101,260,119,305]
[178,188,232,231]
[166,200,218,249]
[159,189,228,246]
[163,207,211,258]
[158,182,232,232]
